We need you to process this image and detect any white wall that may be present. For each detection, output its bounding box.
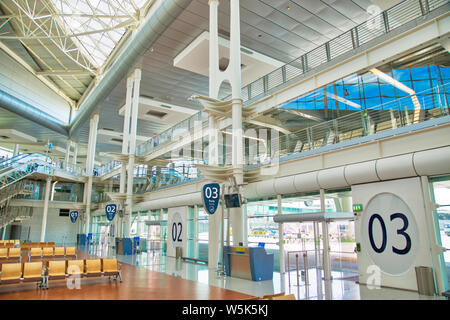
[0,49,71,123]
[18,207,78,245]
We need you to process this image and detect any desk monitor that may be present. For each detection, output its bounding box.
[224,193,241,208]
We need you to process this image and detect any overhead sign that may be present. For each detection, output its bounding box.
[202,183,220,215]
[105,204,117,221]
[69,210,78,223]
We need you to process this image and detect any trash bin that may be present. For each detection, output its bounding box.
[176,247,182,259]
[415,266,436,296]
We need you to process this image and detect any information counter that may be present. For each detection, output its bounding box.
[223,246,274,281]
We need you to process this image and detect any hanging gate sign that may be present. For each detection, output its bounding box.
[105,204,117,221]
[202,183,220,215]
[69,210,78,223]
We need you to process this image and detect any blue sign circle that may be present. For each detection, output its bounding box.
[105,204,117,221]
[69,211,78,223]
[202,183,220,215]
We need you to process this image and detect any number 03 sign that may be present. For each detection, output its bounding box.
[361,193,419,275]
[202,183,220,215]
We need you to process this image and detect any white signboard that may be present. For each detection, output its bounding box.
[167,206,187,258]
[353,177,433,292]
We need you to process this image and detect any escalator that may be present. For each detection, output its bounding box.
[0,153,54,191]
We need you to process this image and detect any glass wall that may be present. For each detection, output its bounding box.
[429,176,450,291]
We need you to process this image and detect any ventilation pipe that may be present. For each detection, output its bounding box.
[0,89,69,136]
[69,0,193,137]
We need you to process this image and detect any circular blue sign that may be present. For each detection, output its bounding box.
[69,210,78,223]
[202,183,220,215]
[105,204,117,221]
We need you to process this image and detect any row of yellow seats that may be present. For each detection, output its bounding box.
[21,242,55,249]
[44,258,122,289]
[0,258,122,289]
[28,247,76,260]
[0,240,20,248]
[242,292,296,300]
[0,261,46,287]
[0,248,22,262]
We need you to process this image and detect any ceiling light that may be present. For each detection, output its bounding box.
[287,6,291,10]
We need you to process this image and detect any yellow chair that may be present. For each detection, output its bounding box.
[102,258,122,282]
[8,248,21,262]
[0,248,7,260]
[5,243,13,248]
[29,248,42,260]
[65,247,76,258]
[262,292,285,299]
[22,261,44,287]
[0,241,4,247]
[54,247,65,257]
[30,242,38,248]
[67,260,84,276]
[42,247,54,258]
[271,294,296,300]
[46,260,67,288]
[0,263,22,284]
[85,259,102,277]
[39,242,46,248]
[21,242,29,250]
[47,242,55,248]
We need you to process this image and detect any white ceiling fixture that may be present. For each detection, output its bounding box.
[173,31,285,87]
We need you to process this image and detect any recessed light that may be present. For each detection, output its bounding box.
[287,6,291,10]
[258,34,262,38]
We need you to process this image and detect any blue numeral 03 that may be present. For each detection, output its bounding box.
[368,214,387,253]
[390,213,411,255]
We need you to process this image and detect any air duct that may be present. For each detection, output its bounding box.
[69,0,193,137]
[0,89,69,136]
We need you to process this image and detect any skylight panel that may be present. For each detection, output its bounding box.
[49,0,150,68]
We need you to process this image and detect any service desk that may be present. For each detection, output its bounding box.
[223,246,274,281]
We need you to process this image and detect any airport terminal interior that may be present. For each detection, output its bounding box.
[0,0,449,301]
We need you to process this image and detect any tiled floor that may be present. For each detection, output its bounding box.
[114,250,446,300]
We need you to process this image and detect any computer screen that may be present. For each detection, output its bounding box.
[224,193,241,208]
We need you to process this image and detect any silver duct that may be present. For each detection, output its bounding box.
[69,0,193,137]
[0,89,69,136]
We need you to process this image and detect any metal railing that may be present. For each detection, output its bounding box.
[132,0,449,159]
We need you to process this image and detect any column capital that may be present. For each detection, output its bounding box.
[133,68,142,81]
[208,0,219,5]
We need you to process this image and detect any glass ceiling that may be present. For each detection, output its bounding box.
[50,0,150,68]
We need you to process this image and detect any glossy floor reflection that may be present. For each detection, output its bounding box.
[112,249,446,300]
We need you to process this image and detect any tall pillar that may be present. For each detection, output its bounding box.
[64,140,71,169]
[119,77,133,238]
[13,144,19,157]
[40,177,52,242]
[72,142,78,167]
[2,225,7,240]
[320,189,332,280]
[207,0,222,270]
[229,0,244,245]
[125,69,141,238]
[84,114,99,235]
[277,195,285,274]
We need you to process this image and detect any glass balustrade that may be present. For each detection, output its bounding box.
[133,0,449,159]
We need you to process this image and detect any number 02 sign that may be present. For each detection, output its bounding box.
[361,193,419,275]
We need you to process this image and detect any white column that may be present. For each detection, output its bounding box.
[125,69,141,238]
[13,144,19,157]
[2,225,7,240]
[84,114,99,235]
[40,177,52,242]
[277,194,285,275]
[207,0,222,270]
[320,189,332,280]
[229,0,244,246]
[119,77,133,238]
[72,142,78,167]
[64,140,71,169]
